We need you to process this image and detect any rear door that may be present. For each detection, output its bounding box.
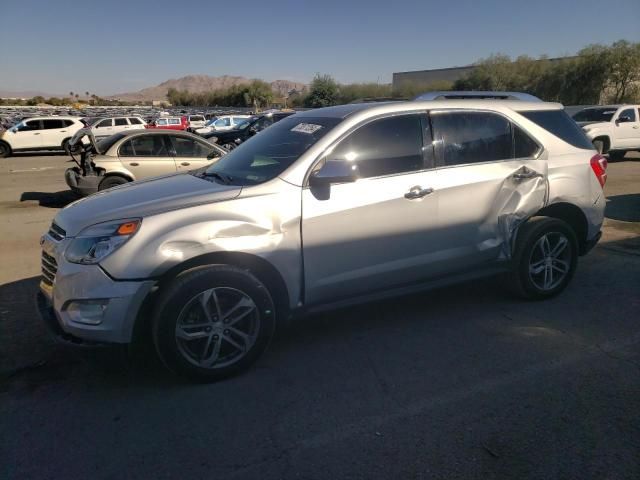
[113,117,130,134]
[128,117,145,130]
[39,119,67,148]
[117,134,177,179]
[169,135,218,171]
[429,110,547,268]
[93,118,114,139]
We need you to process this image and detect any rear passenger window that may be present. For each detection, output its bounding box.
[330,115,424,178]
[119,136,169,157]
[514,125,540,158]
[63,120,74,127]
[42,119,65,129]
[431,111,512,166]
[520,110,593,150]
[128,117,143,125]
[168,118,180,125]
[114,118,128,126]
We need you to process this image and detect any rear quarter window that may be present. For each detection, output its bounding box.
[519,110,593,150]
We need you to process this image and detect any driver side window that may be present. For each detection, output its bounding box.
[619,108,636,122]
[330,115,425,179]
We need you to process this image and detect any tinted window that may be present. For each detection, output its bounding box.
[215,118,231,127]
[128,117,143,125]
[119,135,169,157]
[42,119,65,129]
[97,133,126,153]
[572,108,617,122]
[619,108,636,122]
[514,125,540,158]
[63,119,74,127]
[331,115,424,178]
[189,116,205,122]
[233,117,247,124]
[172,136,212,157]
[204,116,340,186]
[21,120,41,131]
[114,118,128,126]
[96,119,112,128]
[520,110,593,149]
[431,111,512,166]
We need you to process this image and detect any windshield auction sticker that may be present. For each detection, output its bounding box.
[291,123,323,134]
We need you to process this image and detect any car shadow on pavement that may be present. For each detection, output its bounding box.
[9,152,70,158]
[20,190,79,208]
[605,193,640,222]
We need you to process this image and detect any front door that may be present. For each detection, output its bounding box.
[429,110,548,269]
[13,119,44,149]
[117,134,177,179]
[302,113,442,305]
[613,107,640,149]
[169,135,219,171]
[93,118,114,139]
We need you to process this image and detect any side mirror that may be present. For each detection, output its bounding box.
[616,115,632,124]
[309,159,359,187]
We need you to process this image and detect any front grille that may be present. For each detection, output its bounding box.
[41,251,58,287]
[48,222,66,242]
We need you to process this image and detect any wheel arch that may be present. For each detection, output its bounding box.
[592,135,611,153]
[533,202,589,254]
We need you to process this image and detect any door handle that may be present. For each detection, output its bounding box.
[512,171,539,180]
[404,185,434,199]
[181,162,190,166]
[60,130,67,133]
[129,162,139,166]
[33,132,40,135]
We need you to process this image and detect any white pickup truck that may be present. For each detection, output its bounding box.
[573,105,640,160]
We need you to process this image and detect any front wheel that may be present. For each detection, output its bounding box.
[509,217,578,300]
[0,142,11,158]
[152,265,276,382]
[608,150,626,161]
[98,175,129,191]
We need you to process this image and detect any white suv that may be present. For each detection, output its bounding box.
[573,105,640,160]
[89,116,146,140]
[194,115,251,135]
[0,117,85,157]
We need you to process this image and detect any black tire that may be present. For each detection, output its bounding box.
[509,217,578,300]
[0,141,11,158]
[608,150,626,161]
[152,265,276,382]
[592,139,604,154]
[98,176,129,191]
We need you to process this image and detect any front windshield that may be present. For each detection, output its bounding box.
[202,116,341,186]
[573,108,618,122]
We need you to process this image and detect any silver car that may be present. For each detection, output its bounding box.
[38,92,607,381]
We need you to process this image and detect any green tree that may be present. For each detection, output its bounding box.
[304,74,340,108]
[605,40,640,103]
[242,80,274,110]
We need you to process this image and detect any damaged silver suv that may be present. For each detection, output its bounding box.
[38,92,607,381]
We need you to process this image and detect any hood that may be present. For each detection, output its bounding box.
[55,173,242,236]
[577,121,609,128]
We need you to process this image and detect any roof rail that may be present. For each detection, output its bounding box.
[414,91,542,102]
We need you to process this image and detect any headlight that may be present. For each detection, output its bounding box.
[65,219,141,264]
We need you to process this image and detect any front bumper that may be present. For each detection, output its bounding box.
[39,237,155,344]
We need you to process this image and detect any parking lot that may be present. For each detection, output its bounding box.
[1,153,639,478]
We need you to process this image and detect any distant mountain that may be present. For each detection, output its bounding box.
[0,90,62,99]
[109,75,307,102]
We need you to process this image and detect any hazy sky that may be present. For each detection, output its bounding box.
[1,0,638,95]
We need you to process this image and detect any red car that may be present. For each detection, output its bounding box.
[145,116,188,130]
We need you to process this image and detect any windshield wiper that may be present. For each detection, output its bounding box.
[201,171,234,185]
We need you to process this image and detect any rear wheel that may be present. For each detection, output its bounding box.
[0,142,10,158]
[152,265,276,382]
[509,217,578,300]
[222,142,237,151]
[98,175,129,191]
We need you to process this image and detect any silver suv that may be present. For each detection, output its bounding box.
[38,93,607,381]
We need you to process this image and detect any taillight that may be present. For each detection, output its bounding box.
[590,154,607,188]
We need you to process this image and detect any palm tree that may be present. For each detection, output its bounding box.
[85,91,90,98]
[69,91,74,97]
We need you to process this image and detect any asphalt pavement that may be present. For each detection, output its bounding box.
[1,152,639,479]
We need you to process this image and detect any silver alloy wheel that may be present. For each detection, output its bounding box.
[528,232,571,291]
[175,287,259,369]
